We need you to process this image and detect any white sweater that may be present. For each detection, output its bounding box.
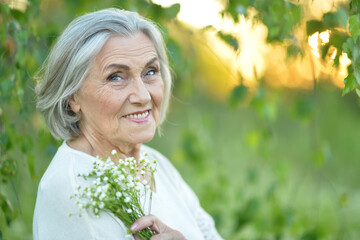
[33,142,223,240]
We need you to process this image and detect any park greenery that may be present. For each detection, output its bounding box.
[1,0,360,239]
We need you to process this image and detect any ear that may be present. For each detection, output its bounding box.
[69,94,81,113]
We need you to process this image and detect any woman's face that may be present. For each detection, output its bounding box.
[70,32,164,146]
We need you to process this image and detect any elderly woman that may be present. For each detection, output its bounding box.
[33,8,222,240]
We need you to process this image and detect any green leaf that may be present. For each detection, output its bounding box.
[329,31,348,50]
[306,20,325,36]
[320,43,330,60]
[0,3,11,16]
[287,43,303,58]
[229,85,247,108]
[235,198,259,229]
[354,61,360,85]
[222,1,251,22]
[164,3,180,19]
[337,7,350,28]
[21,136,33,153]
[342,71,357,96]
[300,228,319,240]
[0,132,11,149]
[349,15,360,42]
[217,31,239,51]
[0,194,14,226]
[323,10,348,29]
[327,31,348,66]
[27,154,36,179]
[342,37,355,59]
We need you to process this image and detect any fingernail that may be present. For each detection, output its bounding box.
[130,223,138,232]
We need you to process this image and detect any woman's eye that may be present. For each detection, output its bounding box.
[108,74,122,81]
[146,68,158,76]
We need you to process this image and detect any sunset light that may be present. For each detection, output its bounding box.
[154,0,351,92]
[152,0,223,28]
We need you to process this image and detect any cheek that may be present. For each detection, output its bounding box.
[152,83,164,109]
[82,87,124,118]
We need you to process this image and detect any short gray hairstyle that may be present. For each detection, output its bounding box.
[36,8,172,140]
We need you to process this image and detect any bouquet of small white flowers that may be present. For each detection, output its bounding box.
[71,150,157,240]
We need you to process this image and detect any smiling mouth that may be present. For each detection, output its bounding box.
[123,110,150,120]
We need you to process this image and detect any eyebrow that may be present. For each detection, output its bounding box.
[105,57,159,71]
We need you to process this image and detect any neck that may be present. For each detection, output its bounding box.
[68,133,142,160]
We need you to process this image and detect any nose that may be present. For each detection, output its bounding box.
[128,77,151,105]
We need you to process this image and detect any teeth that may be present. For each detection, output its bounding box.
[125,111,149,119]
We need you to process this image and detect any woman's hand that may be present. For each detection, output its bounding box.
[131,214,187,240]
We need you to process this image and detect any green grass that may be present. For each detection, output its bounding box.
[149,85,360,239]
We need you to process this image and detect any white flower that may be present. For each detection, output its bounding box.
[125,231,133,239]
[71,151,158,232]
[99,193,106,201]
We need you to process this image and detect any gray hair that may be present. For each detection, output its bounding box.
[36,8,172,140]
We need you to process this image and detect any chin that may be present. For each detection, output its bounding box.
[128,129,156,145]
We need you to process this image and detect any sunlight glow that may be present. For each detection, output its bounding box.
[308,30,338,61]
[319,30,330,44]
[4,0,28,12]
[154,0,352,94]
[233,14,268,84]
[309,32,321,58]
[152,0,223,28]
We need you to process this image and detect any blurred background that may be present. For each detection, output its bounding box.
[1,0,360,239]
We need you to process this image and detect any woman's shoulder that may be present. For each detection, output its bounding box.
[38,142,94,194]
[141,145,176,171]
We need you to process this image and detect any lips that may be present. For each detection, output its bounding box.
[123,110,150,120]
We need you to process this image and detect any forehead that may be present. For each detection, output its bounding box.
[95,32,158,67]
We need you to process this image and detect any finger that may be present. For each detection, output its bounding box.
[130,214,167,233]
